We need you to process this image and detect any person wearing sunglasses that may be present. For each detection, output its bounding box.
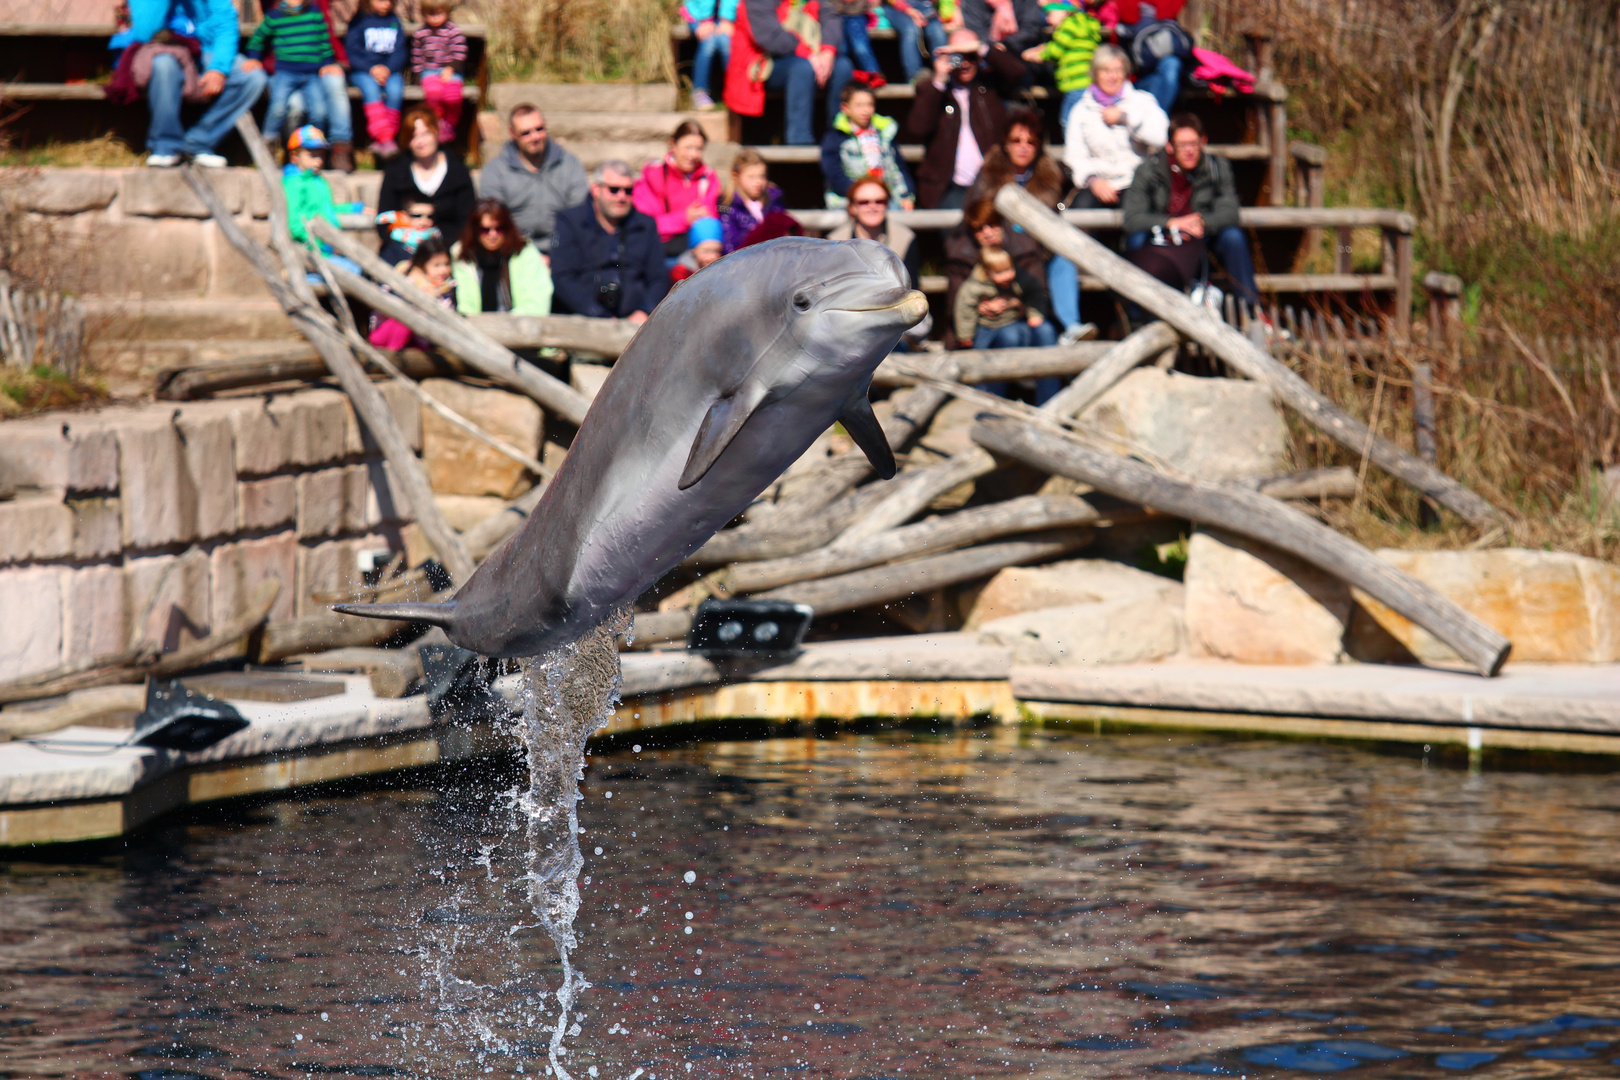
[550,160,670,326]
[826,176,931,349]
[479,103,590,254]
[451,198,553,316]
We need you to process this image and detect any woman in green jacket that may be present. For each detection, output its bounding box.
[452,198,553,315]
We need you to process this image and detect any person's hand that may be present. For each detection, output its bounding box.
[1027,312,1043,327]
[1088,177,1119,204]
[370,63,390,83]
[810,49,834,86]
[1020,45,1045,62]
[908,8,928,27]
[1101,104,1124,126]
[900,197,915,211]
[694,19,714,40]
[686,201,706,223]
[932,49,955,82]
[199,69,226,96]
[237,59,261,74]
[1170,213,1204,237]
[320,63,343,76]
[717,19,734,35]
[627,310,649,325]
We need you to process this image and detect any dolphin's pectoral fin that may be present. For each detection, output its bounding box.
[680,380,772,490]
[332,600,458,628]
[840,392,896,480]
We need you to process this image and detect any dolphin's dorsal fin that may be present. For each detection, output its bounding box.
[680,380,772,489]
[840,392,896,479]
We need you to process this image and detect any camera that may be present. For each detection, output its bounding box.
[946,51,969,70]
[596,279,622,312]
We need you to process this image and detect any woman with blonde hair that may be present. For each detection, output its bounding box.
[716,148,797,252]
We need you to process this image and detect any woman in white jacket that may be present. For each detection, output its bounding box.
[1062,45,1169,207]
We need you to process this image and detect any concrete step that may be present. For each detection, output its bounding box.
[84,298,297,343]
[488,82,679,115]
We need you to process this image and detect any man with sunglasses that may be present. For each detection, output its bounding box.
[550,160,669,326]
[479,103,590,254]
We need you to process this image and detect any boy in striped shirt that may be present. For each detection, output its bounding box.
[411,0,467,143]
[246,0,340,149]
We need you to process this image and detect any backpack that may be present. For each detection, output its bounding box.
[1127,18,1192,75]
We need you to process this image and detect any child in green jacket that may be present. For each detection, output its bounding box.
[282,126,366,275]
[1041,3,1104,127]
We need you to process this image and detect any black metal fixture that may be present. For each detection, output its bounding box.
[685,599,814,658]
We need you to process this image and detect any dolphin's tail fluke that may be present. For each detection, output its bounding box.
[332,601,458,628]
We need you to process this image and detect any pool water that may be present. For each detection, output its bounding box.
[4,726,1620,1078]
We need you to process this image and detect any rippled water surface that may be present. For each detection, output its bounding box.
[5,726,1620,1078]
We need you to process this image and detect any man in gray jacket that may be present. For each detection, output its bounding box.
[478,104,590,253]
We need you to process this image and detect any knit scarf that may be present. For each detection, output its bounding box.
[1090,82,1124,107]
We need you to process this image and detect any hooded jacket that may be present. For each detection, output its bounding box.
[724,0,844,118]
[477,138,591,252]
[128,0,239,75]
[820,111,914,207]
[1121,147,1241,238]
[632,156,723,243]
[283,164,361,248]
[451,241,553,316]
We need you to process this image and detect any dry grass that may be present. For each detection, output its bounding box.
[0,133,144,168]
[0,364,107,418]
[481,0,680,83]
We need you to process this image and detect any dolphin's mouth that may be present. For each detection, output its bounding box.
[842,289,930,325]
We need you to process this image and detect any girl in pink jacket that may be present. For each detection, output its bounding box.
[633,119,722,256]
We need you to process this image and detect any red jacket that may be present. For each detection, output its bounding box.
[1113,0,1185,26]
[725,0,842,117]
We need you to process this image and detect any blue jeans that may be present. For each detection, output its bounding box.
[145,54,267,157]
[1134,52,1182,113]
[285,68,354,143]
[687,21,732,95]
[764,53,852,144]
[883,4,947,80]
[349,69,404,110]
[1126,225,1259,306]
[841,15,881,72]
[1060,87,1086,129]
[974,319,1059,399]
[1047,254,1081,330]
[266,69,326,142]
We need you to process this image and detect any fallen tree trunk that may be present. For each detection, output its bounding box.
[971,414,1511,676]
[466,312,640,356]
[829,448,997,547]
[1254,466,1359,501]
[994,185,1503,527]
[0,685,149,742]
[683,477,903,567]
[1041,321,1180,418]
[872,342,1112,388]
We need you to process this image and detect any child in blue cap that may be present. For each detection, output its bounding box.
[670,217,724,283]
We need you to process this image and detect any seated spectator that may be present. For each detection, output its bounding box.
[246,0,353,168]
[957,0,1047,57]
[967,106,1093,344]
[826,176,920,288]
[377,196,439,267]
[634,120,723,260]
[1115,0,1188,113]
[478,104,590,254]
[832,0,886,89]
[370,235,455,350]
[259,0,355,171]
[412,0,467,143]
[1029,0,1102,126]
[953,245,1056,397]
[718,149,794,253]
[551,161,670,324]
[880,0,948,82]
[451,198,553,316]
[821,84,915,210]
[1122,112,1259,307]
[683,0,736,111]
[1063,44,1167,208]
[943,196,1047,347]
[376,106,477,249]
[725,0,852,146]
[281,125,365,273]
[345,0,408,156]
[671,217,725,283]
[125,0,268,168]
[905,29,1024,208]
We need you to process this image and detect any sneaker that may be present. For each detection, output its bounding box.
[691,89,716,111]
[146,152,180,167]
[1058,321,1099,347]
[191,152,227,168]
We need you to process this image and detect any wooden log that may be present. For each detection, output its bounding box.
[1041,321,1180,418]
[1252,466,1359,501]
[180,163,475,585]
[463,480,549,563]
[971,414,1512,676]
[830,448,997,547]
[308,218,593,425]
[992,185,1503,527]
[872,342,1112,388]
[684,480,901,567]
[0,685,149,742]
[155,346,462,399]
[466,312,640,355]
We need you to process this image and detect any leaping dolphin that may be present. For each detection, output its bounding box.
[334,237,928,657]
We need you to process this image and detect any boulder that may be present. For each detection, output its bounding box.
[965,557,1182,627]
[570,362,611,401]
[977,594,1183,665]
[435,493,508,531]
[1350,548,1620,664]
[420,380,544,499]
[917,397,981,459]
[1078,368,1288,482]
[1183,527,1351,665]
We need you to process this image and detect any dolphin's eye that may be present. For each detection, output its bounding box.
[792,292,812,312]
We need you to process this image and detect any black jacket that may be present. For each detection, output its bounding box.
[549,203,670,319]
[903,45,1027,208]
[959,0,1049,54]
[1121,149,1242,238]
[375,151,477,249]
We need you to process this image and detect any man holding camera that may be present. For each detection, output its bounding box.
[550,160,669,324]
[905,29,1027,209]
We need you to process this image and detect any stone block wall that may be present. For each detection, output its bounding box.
[0,385,421,681]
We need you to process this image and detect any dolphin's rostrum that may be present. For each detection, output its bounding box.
[334,237,928,657]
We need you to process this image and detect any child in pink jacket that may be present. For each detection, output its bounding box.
[632,120,721,256]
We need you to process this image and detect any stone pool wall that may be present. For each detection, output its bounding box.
[0,386,420,681]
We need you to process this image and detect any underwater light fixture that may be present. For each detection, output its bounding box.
[686,599,814,658]
[132,679,250,751]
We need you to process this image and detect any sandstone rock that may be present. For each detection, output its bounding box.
[211,533,298,629]
[121,166,242,218]
[1078,369,1288,482]
[278,389,355,468]
[125,548,212,651]
[239,476,297,532]
[73,216,214,296]
[1183,527,1351,665]
[6,169,120,214]
[0,566,64,679]
[0,495,74,564]
[296,467,348,539]
[420,379,543,498]
[1351,548,1620,664]
[977,593,1183,665]
[917,396,981,459]
[0,414,119,496]
[376,379,423,452]
[62,564,127,663]
[360,460,412,525]
[296,533,395,616]
[436,493,508,531]
[68,497,122,559]
[964,557,1182,629]
[173,405,238,540]
[570,362,611,401]
[116,413,192,548]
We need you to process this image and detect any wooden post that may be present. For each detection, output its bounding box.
[1423,271,1463,350]
[1334,227,1353,274]
[1289,141,1327,261]
[971,414,1512,676]
[1268,100,1288,207]
[1392,228,1413,339]
[993,184,1504,526]
[1413,361,1440,529]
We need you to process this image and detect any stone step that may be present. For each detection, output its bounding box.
[83,298,298,343]
[488,82,679,115]
[478,110,729,156]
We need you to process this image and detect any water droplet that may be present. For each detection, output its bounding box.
[694,967,702,975]
[320,1012,328,1021]
[684,926,693,934]
[633,744,642,752]
[594,847,603,855]
[685,911,693,919]
[684,871,696,884]
[295,1033,304,1041]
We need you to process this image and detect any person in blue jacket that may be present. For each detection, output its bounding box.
[128,0,268,167]
[345,0,410,156]
[549,160,670,324]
